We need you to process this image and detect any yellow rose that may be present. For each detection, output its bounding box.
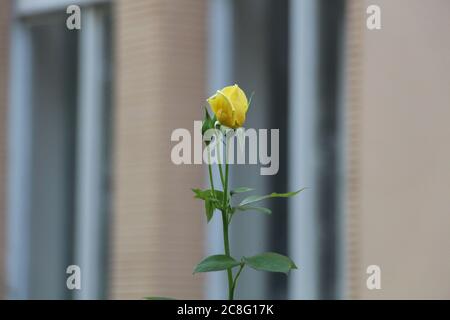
[207,84,249,129]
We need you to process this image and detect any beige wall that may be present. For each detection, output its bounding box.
[0,0,10,299]
[110,0,207,299]
[346,0,450,299]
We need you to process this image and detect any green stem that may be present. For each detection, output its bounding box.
[223,165,229,211]
[222,130,231,211]
[231,263,245,299]
[216,137,225,187]
[207,147,215,196]
[221,211,233,300]
[222,134,233,300]
[218,164,225,190]
[209,130,233,300]
[207,145,232,299]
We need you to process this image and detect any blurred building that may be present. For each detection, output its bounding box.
[0,0,449,300]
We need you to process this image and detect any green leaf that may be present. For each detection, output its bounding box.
[193,255,240,274]
[236,205,272,215]
[239,188,305,207]
[144,296,176,300]
[204,107,211,120]
[193,189,227,219]
[205,198,214,222]
[202,107,217,138]
[244,252,297,274]
[192,188,224,203]
[230,187,254,196]
[192,188,205,198]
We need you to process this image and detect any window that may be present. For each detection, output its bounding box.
[207,0,346,299]
[7,0,112,299]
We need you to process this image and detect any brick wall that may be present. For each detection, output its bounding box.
[345,0,450,299]
[111,0,207,299]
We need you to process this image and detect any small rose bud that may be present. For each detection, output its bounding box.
[207,84,249,129]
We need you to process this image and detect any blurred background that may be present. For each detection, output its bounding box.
[0,0,449,299]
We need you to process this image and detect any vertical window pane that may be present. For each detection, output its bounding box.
[28,14,78,299]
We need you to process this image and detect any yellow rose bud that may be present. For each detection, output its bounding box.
[207,84,249,129]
